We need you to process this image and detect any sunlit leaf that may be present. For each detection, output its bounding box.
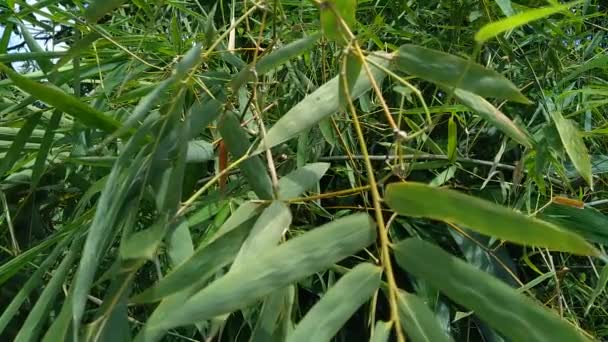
[475,1,581,44]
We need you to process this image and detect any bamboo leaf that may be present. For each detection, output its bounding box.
[394,45,529,103]
[320,0,357,43]
[131,214,257,303]
[147,213,376,333]
[475,1,581,44]
[85,0,129,23]
[454,88,532,148]
[394,239,592,342]
[232,201,292,268]
[287,263,381,342]
[0,63,121,132]
[385,182,598,255]
[278,163,330,199]
[218,111,274,200]
[397,291,453,342]
[259,53,390,153]
[551,110,593,188]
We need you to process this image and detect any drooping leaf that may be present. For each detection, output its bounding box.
[385,182,598,255]
[287,263,381,342]
[394,45,529,103]
[394,239,591,342]
[551,110,593,187]
[454,88,532,148]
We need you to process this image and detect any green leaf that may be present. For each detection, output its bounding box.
[218,111,274,200]
[394,239,591,342]
[232,201,292,267]
[551,111,593,187]
[278,163,330,199]
[14,245,77,342]
[454,88,532,148]
[585,264,608,315]
[0,237,71,335]
[250,286,295,342]
[286,263,381,342]
[149,213,376,332]
[131,214,257,303]
[0,63,121,132]
[447,116,457,162]
[259,53,390,153]
[385,182,598,255]
[0,112,42,178]
[494,0,514,16]
[541,203,608,245]
[397,291,453,342]
[394,45,529,104]
[85,0,129,23]
[320,0,357,43]
[166,219,194,268]
[339,49,363,108]
[186,140,214,163]
[230,33,322,91]
[370,321,392,342]
[475,1,581,44]
[31,111,62,188]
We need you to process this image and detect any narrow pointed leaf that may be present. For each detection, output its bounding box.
[454,89,532,148]
[394,239,591,342]
[287,263,381,342]
[395,45,529,103]
[153,213,376,331]
[397,291,453,342]
[551,111,593,187]
[0,63,120,132]
[218,111,273,200]
[131,215,257,303]
[259,53,390,152]
[231,33,321,91]
[475,2,581,44]
[320,0,357,43]
[370,321,393,342]
[85,0,128,23]
[278,163,330,199]
[385,182,598,255]
[233,201,292,267]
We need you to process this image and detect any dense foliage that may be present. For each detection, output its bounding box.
[1,0,608,341]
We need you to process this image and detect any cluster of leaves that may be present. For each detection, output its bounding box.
[1,0,608,341]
